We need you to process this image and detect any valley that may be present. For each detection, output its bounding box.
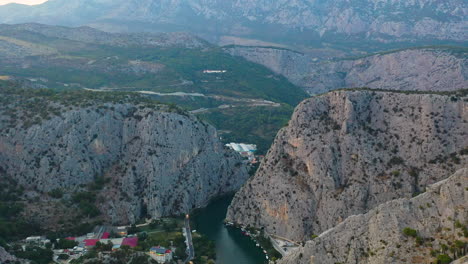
[0,1,466,263]
[0,23,308,153]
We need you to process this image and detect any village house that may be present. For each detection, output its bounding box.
[149,246,173,263]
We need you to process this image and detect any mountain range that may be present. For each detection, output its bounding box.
[0,0,466,47]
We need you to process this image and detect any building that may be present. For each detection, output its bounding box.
[115,226,128,236]
[112,244,121,251]
[203,70,227,74]
[83,239,99,249]
[25,236,50,246]
[225,143,257,161]
[121,237,138,248]
[149,246,173,263]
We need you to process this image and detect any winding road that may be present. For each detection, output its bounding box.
[184,214,195,263]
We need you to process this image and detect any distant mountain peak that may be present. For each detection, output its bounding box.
[0,0,466,46]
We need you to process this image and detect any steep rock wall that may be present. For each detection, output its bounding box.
[227,89,468,241]
[0,98,248,225]
[227,47,468,94]
[278,169,467,264]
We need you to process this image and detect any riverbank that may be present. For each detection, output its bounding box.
[191,195,268,264]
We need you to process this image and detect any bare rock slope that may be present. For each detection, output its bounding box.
[227,89,468,241]
[0,87,248,226]
[227,46,468,94]
[0,246,20,263]
[278,169,468,264]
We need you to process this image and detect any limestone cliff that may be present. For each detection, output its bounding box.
[227,89,468,241]
[226,46,468,94]
[0,87,248,227]
[0,246,20,263]
[278,169,467,264]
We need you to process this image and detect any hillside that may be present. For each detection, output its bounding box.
[226,46,468,95]
[227,89,468,241]
[0,23,308,153]
[278,169,468,264]
[0,83,248,236]
[0,0,466,47]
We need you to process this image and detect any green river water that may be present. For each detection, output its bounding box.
[191,196,268,264]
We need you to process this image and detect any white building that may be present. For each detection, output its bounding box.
[203,70,227,73]
[150,246,173,263]
[225,143,257,161]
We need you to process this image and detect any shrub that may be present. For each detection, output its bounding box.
[402,227,418,238]
[435,254,452,264]
[48,188,64,199]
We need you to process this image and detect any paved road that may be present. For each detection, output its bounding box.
[184,215,195,263]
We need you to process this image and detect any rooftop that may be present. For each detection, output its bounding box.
[121,237,138,248]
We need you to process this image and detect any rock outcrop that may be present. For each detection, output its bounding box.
[226,46,468,94]
[0,247,23,264]
[0,87,248,226]
[227,89,468,241]
[278,169,468,264]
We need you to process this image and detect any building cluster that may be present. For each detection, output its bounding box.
[23,225,176,263]
[225,142,258,163]
[55,229,139,258]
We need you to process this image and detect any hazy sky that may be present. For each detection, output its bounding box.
[0,0,47,5]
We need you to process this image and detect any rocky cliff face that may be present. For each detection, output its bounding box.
[0,0,465,44]
[226,46,468,94]
[278,169,468,264]
[0,246,20,263]
[0,88,248,226]
[227,89,468,241]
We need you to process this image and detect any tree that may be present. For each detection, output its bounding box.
[58,254,70,260]
[436,254,452,264]
[14,246,53,264]
[127,224,140,235]
[137,232,148,241]
[95,241,113,252]
[149,220,161,229]
[57,239,78,249]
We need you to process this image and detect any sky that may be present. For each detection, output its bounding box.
[0,0,47,5]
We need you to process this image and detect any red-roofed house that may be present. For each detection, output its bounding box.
[65,237,75,241]
[84,239,100,248]
[121,237,138,248]
[101,232,110,239]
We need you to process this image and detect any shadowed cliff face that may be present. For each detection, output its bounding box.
[278,169,468,264]
[0,0,465,44]
[0,93,249,226]
[0,246,19,263]
[226,46,468,95]
[227,89,468,241]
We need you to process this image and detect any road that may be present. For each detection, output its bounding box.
[184,215,195,263]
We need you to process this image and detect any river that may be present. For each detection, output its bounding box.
[191,196,268,264]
